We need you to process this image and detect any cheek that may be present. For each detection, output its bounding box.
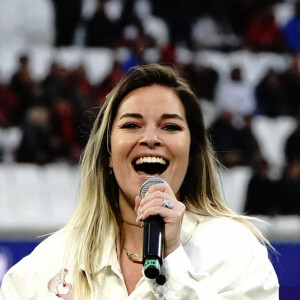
[109,134,131,168]
[173,137,191,182]
[172,148,190,196]
[177,136,191,164]
[179,150,190,172]
[109,135,122,168]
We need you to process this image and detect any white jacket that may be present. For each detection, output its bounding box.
[0,213,279,299]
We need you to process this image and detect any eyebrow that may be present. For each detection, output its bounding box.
[161,113,184,121]
[119,113,184,121]
[119,113,142,120]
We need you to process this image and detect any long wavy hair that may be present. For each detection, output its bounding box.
[63,64,270,299]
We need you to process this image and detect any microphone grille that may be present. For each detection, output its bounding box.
[140,178,165,198]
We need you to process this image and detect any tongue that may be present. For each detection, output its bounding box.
[137,170,161,176]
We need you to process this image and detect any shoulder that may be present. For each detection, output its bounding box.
[0,230,69,298]
[35,229,67,251]
[192,215,260,241]
[6,230,68,274]
[27,230,68,264]
[184,213,259,239]
[184,215,275,279]
[179,214,278,296]
[203,216,264,251]
[183,214,269,266]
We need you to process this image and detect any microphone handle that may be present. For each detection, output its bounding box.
[143,215,164,279]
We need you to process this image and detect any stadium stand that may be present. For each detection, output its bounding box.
[0,0,300,295]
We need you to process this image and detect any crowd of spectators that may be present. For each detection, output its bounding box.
[1,0,300,216]
[1,49,300,215]
[0,54,94,164]
[244,155,300,216]
[51,0,300,54]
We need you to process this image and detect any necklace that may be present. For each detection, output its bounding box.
[123,246,143,263]
[122,220,144,228]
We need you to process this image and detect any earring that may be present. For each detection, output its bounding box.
[109,162,113,175]
[109,157,113,175]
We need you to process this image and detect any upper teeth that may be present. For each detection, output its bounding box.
[135,157,167,165]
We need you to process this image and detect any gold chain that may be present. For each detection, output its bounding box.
[122,220,144,228]
[123,246,143,263]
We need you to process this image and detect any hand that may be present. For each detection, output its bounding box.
[135,182,186,257]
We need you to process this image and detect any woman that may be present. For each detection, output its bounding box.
[0,64,278,299]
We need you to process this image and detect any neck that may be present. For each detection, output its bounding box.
[119,192,142,229]
[121,220,144,241]
[118,194,144,249]
[122,219,144,228]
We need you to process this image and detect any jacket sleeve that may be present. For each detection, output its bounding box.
[148,242,279,300]
[0,255,38,300]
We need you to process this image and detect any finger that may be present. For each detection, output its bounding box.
[139,195,175,215]
[138,206,179,222]
[146,182,170,196]
[138,201,185,222]
[140,189,179,212]
[141,189,177,204]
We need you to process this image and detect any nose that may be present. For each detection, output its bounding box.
[139,127,161,148]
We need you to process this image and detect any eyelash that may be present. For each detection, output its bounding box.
[118,122,141,129]
[119,122,183,131]
[161,124,183,131]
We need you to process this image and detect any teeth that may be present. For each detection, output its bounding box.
[135,157,167,165]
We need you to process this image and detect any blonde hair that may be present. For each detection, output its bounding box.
[63,64,271,299]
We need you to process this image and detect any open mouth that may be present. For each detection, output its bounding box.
[132,157,169,176]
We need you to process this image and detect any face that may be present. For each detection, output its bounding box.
[109,84,191,206]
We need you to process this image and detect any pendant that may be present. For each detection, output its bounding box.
[128,253,143,263]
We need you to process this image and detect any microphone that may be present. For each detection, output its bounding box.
[140,178,166,284]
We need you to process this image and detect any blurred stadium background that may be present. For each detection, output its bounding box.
[0,0,300,297]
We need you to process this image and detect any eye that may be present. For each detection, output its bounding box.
[119,122,141,129]
[161,124,183,131]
